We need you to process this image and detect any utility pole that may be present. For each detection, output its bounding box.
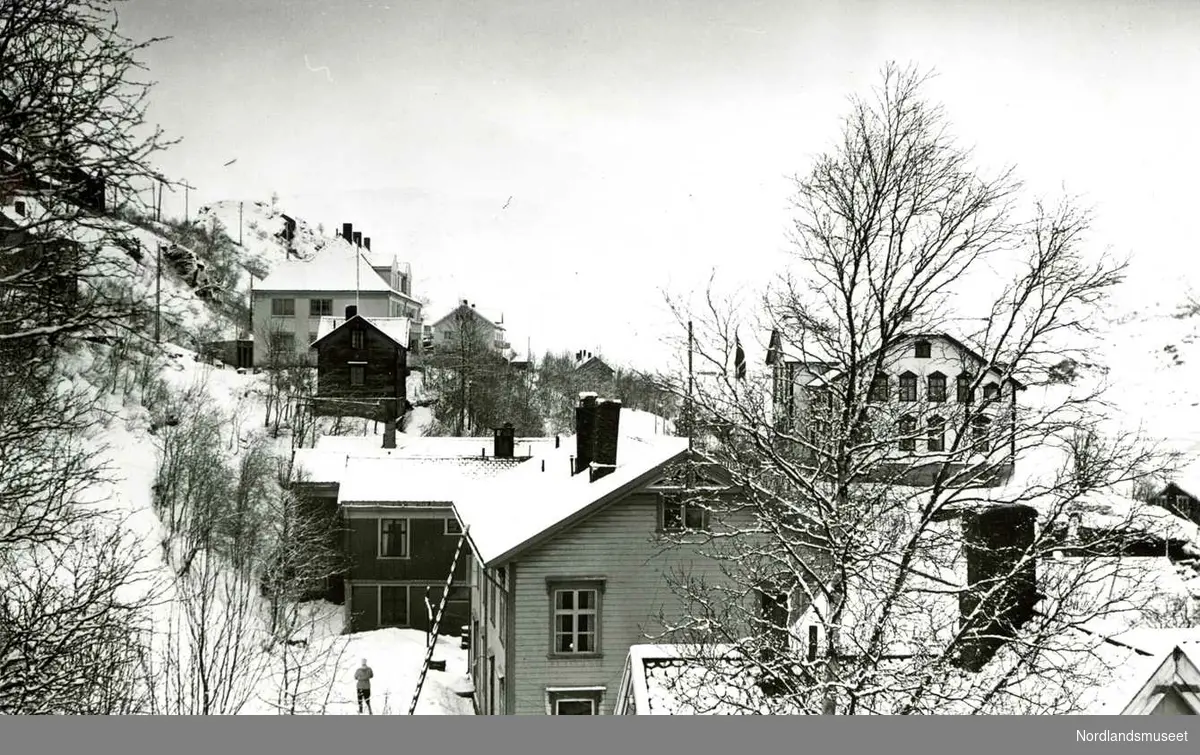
[155,244,163,343]
[687,320,694,451]
[181,180,195,222]
[238,201,244,245]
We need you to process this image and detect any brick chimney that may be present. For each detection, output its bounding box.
[345,305,358,319]
[494,422,515,459]
[590,399,622,482]
[574,393,599,475]
[953,504,1040,672]
[342,222,353,243]
[364,237,371,251]
[353,231,362,247]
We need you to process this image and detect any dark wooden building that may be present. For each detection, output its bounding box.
[311,306,410,422]
[1151,482,1200,528]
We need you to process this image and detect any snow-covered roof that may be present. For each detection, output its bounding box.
[337,455,525,505]
[312,434,557,458]
[455,432,690,566]
[311,315,412,349]
[255,249,394,294]
[618,644,774,715]
[430,303,504,331]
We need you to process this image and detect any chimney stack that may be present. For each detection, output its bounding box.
[353,231,362,247]
[590,399,622,482]
[493,423,515,459]
[364,237,371,251]
[342,223,353,243]
[953,504,1039,672]
[345,305,358,319]
[574,393,599,475]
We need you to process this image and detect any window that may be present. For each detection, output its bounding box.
[268,332,295,356]
[807,625,819,662]
[309,298,333,317]
[898,415,916,452]
[271,298,295,316]
[308,331,318,346]
[660,494,710,531]
[498,568,508,643]
[445,518,463,535]
[971,415,992,453]
[549,580,603,655]
[898,372,917,402]
[378,518,409,559]
[927,372,947,403]
[915,340,932,358]
[868,374,889,402]
[350,365,365,386]
[548,689,604,715]
[983,382,1000,401]
[351,329,365,349]
[927,416,945,452]
[957,374,974,404]
[380,585,409,627]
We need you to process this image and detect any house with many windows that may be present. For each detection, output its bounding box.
[452,395,765,715]
[429,300,510,356]
[251,223,422,367]
[766,330,1025,485]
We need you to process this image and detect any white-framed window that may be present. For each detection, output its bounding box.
[659,493,710,532]
[914,340,932,358]
[898,372,917,402]
[898,415,916,452]
[378,518,409,559]
[549,581,602,656]
[350,364,366,386]
[983,382,1000,400]
[868,373,889,402]
[971,415,992,453]
[957,373,974,403]
[547,687,604,715]
[271,297,295,316]
[309,298,333,317]
[445,517,463,535]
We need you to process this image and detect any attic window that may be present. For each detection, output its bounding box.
[351,329,365,349]
[983,383,1000,401]
[915,340,932,358]
[660,494,709,532]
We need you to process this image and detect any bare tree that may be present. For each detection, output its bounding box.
[1,0,174,351]
[656,64,1175,715]
[0,354,158,713]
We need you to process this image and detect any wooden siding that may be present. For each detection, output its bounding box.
[346,516,468,582]
[347,582,469,634]
[315,321,408,418]
[507,491,757,715]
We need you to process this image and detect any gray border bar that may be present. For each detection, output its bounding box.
[0,716,1196,755]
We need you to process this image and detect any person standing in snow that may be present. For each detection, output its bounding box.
[355,658,374,714]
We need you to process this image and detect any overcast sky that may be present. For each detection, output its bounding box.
[121,0,1200,370]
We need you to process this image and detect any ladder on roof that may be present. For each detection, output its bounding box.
[408,527,468,715]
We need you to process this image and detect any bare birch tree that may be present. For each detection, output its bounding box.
[655,64,1178,715]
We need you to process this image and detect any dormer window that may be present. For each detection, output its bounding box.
[914,340,932,359]
[927,372,947,403]
[983,382,1000,401]
[898,372,917,402]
